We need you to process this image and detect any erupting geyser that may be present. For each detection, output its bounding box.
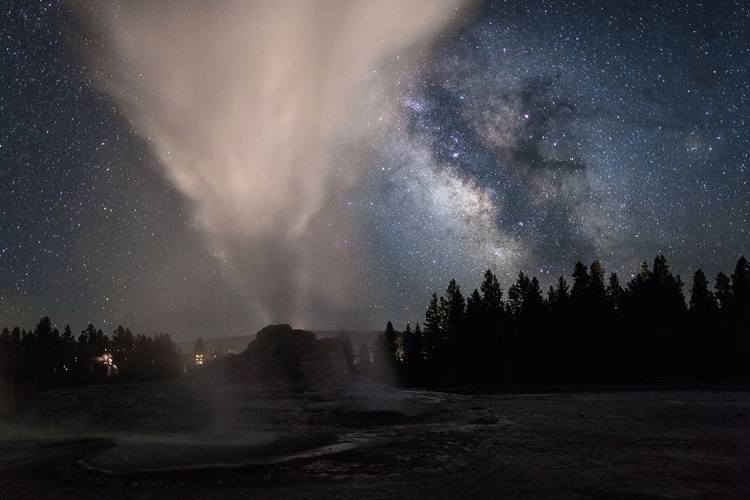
[84,0,476,326]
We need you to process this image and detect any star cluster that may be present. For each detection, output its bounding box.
[1,0,749,337]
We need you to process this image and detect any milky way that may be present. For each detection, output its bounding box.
[1,1,748,338]
[359,0,750,327]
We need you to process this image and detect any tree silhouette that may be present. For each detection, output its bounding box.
[545,275,570,382]
[413,323,425,367]
[624,256,686,380]
[464,289,484,383]
[112,326,135,378]
[713,270,734,381]
[132,333,155,379]
[32,317,56,397]
[439,279,466,376]
[479,269,507,384]
[690,269,717,313]
[60,325,76,381]
[507,271,546,383]
[373,321,399,383]
[0,327,18,406]
[689,269,719,380]
[0,318,185,409]
[423,293,442,367]
[547,275,569,310]
[714,272,732,310]
[400,322,423,384]
[401,323,420,367]
[606,273,624,312]
[4,251,750,408]
[731,256,750,306]
[728,256,750,378]
[384,321,398,361]
[153,334,181,379]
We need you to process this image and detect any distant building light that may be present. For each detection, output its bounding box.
[195,354,204,365]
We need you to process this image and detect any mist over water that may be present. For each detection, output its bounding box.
[86,0,473,327]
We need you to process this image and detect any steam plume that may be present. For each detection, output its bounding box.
[84,0,473,327]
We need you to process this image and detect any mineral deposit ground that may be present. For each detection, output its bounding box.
[1,380,749,499]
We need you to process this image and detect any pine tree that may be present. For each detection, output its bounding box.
[589,260,607,302]
[729,256,750,379]
[506,271,528,319]
[0,328,13,401]
[689,269,717,313]
[651,255,685,312]
[32,317,62,393]
[401,323,418,367]
[629,262,652,295]
[479,269,507,384]
[413,323,424,364]
[402,322,425,384]
[507,271,546,382]
[548,275,570,310]
[546,275,570,383]
[384,321,398,361]
[442,279,466,373]
[112,325,135,376]
[625,255,686,381]
[480,269,503,316]
[730,256,750,307]
[606,273,624,312]
[570,261,590,303]
[60,325,76,380]
[373,322,399,383]
[464,289,483,382]
[423,293,441,364]
[153,333,180,379]
[715,272,733,310]
[589,261,614,380]
[133,334,155,380]
[373,322,398,369]
[689,269,719,380]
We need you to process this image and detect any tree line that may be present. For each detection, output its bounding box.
[366,255,750,387]
[0,318,181,409]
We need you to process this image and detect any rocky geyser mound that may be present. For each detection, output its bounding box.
[233,324,351,385]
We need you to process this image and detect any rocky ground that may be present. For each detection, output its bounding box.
[1,380,749,499]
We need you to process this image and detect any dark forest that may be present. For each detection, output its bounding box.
[2,254,749,410]
[368,254,750,388]
[0,321,181,409]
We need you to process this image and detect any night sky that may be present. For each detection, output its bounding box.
[2,0,749,340]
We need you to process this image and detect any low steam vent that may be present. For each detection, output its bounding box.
[236,324,351,385]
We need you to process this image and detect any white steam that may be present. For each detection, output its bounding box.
[85,0,474,326]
